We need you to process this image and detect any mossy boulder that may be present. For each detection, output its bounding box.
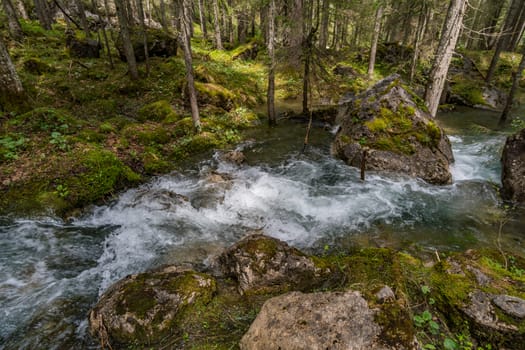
[501,128,525,202]
[332,74,454,184]
[89,266,217,347]
[22,58,55,75]
[137,100,180,123]
[232,41,260,61]
[218,233,329,295]
[116,28,178,62]
[193,82,236,111]
[122,122,171,145]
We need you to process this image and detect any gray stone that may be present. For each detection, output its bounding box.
[376,285,396,303]
[240,291,400,350]
[492,295,525,319]
[332,74,453,184]
[467,265,491,286]
[501,128,525,202]
[218,233,328,295]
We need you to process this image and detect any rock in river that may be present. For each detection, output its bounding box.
[332,74,454,184]
[501,128,525,202]
[89,266,216,347]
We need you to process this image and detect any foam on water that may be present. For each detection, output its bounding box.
[0,128,516,349]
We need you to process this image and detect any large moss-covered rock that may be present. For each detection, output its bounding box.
[218,233,329,295]
[501,128,525,202]
[116,28,178,62]
[240,290,416,350]
[89,266,217,346]
[332,74,454,184]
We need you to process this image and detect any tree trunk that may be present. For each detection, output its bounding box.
[2,0,24,41]
[319,0,330,49]
[179,0,201,131]
[212,0,223,49]
[486,0,524,82]
[226,0,233,44]
[34,0,53,30]
[267,0,276,127]
[367,5,383,79]
[74,0,91,38]
[0,38,24,97]
[115,0,139,80]
[424,0,468,117]
[197,0,208,39]
[15,0,28,20]
[135,0,149,75]
[500,46,525,124]
[410,3,430,82]
[159,0,169,31]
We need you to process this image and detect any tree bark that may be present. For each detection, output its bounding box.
[319,0,330,49]
[0,38,24,97]
[15,0,28,20]
[367,5,383,79]
[135,0,149,75]
[179,0,201,132]
[74,0,91,38]
[267,0,276,127]
[410,2,430,82]
[212,0,223,49]
[34,0,53,30]
[197,0,208,39]
[424,0,468,117]
[500,46,525,124]
[159,0,169,31]
[115,0,139,79]
[2,0,24,41]
[486,0,524,82]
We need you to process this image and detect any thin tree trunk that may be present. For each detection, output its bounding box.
[2,0,24,41]
[410,4,430,83]
[180,0,201,131]
[212,0,223,49]
[486,0,523,82]
[319,0,330,49]
[15,0,28,19]
[226,0,233,44]
[115,0,139,79]
[424,0,468,117]
[159,0,169,31]
[267,0,276,127]
[0,38,24,96]
[197,0,207,39]
[367,5,383,79]
[34,0,53,30]
[500,47,525,124]
[74,0,91,37]
[135,0,149,75]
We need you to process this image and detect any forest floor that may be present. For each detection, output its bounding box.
[0,20,523,217]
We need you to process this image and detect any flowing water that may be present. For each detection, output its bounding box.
[0,107,524,349]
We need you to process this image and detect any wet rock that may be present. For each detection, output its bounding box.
[461,290,525,348]
[218,233,328,295]
[240,290,414,350]
[220,150,246,165]
[376,285,395,304]
[89,266,216,346]
[501,128,525,202]
[332,74,454,184]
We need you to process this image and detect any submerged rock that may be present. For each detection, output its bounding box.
[240,290,415,350]
[89,266,216,346]
[501,128,525,202]
[218,233,328,295]
[332,74,454,184]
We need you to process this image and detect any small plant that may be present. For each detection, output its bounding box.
[0,135,26,161]
[54,184,69,198]
[50,131,68,150]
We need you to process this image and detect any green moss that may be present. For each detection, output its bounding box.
[365,117,389,132]
[143,148,173,175]
[14,107,81,133]
[138,100,180,123]
[195,82,237,111]
[451,78,487,106]
[122,123,171,145]
[22,58,55,75]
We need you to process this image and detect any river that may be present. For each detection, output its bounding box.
[0,107,523,349]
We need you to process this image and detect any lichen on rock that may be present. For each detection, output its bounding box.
[89,266,217,347]
[332,74,454,184]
